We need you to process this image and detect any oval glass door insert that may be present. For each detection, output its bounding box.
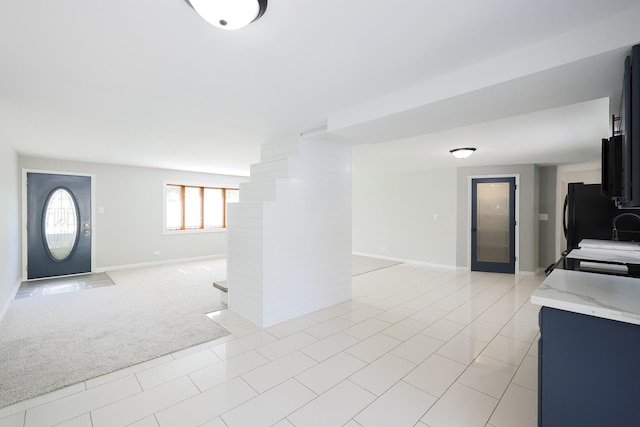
[44,188,79,261]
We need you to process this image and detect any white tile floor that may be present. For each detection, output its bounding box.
[0,263,542,427]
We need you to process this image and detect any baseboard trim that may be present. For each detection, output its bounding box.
[95,254,226,273]
[352,252,460,270]
[352,252,544,275]
[0,278,22,323]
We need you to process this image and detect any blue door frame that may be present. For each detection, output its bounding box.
[471,177,516,274]
[27,173,92,279]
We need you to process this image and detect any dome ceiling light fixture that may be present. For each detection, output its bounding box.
[449,147,476,159]
[185,0,267,30]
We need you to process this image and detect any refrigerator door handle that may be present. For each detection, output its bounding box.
[563,194,568,238]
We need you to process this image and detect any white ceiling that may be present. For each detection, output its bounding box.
[1,0,639,176]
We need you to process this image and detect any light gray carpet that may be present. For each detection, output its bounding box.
[0,255,398,409]
[0,259,229,409]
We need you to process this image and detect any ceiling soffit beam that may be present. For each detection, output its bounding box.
[326,5,640,139]
[331,51,626,145]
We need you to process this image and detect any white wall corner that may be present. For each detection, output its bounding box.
[228,137,353,327]
[0,279,22,323]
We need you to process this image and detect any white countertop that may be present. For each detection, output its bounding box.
[567,248,640,263]
[531,269,640,325]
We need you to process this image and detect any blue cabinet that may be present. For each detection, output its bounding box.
[538,306,640,426]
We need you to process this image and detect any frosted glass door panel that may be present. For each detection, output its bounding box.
[471,177,515,273]
[44,188,79,261]
[476,182,509,263]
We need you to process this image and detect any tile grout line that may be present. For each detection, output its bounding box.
[5,266,543,427]
[404,282,536,426]
[180,376,262,427]
[468,288,539,426]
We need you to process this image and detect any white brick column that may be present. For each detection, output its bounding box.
[227,137,352,327]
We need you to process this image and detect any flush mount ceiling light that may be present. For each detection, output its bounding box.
[185,0,267,30]
[449,147,476,159]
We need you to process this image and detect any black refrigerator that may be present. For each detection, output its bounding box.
[564,182,640,250]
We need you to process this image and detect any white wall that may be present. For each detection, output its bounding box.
[352,168,458,268]
[228,137,352,327]
[352,163,547,273]
[0,139,20,319]
[538,166,557,269]
[19,156,247,271]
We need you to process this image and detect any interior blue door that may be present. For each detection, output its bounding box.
[471,177,516,273]
[27,173,92,279]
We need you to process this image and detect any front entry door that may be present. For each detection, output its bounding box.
[471,177,516,273]
[27,173,92,279]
